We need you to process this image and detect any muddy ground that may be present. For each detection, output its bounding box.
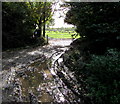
[1,39,81,103]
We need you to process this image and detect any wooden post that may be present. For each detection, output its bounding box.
[46,35,48,44]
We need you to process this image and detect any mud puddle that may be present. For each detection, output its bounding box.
[17,60,54,102]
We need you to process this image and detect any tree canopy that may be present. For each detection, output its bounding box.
[2,2,52,50]
[64,2,120,103]
[65,2,120,54]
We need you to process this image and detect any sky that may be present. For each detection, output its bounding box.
[50,1,74,28]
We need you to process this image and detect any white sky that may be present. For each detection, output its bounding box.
[51,1,74,28]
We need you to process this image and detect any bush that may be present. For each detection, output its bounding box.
[76,49,120,104]
[36,37,47,45]
[64,49,120,104]
[85,49,120,104]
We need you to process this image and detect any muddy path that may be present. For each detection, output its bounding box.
[2,39,72,70]
[1,39,81,103]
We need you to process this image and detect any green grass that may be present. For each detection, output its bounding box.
[46,31,80,39]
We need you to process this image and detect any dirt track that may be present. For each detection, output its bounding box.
[1,39,73,102]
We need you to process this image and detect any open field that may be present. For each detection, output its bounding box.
[46,30,80,39]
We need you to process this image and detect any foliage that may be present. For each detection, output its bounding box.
[65,2,120,53]
[85,49,120,104]
[2,2,52,50]
[65,49,120,104]
[64,2,120,103]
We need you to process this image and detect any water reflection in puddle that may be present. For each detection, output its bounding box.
[18,60,54,102]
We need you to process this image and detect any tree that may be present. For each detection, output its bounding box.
[43,2,46,38]
[2,2,52,50]
[64,3,120,104]
[42,2,53,37]
[65,2,120,54]
[30,2,52,38]
[3,2,35,49]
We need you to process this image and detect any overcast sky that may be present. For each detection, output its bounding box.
[51,1,74,28]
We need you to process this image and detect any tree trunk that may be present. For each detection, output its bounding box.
[38,17,42,37]
[43,2,46,38]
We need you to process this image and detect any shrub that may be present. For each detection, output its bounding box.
[84,49,120,104]
[36,37,47,45]
[64,49,120,104]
